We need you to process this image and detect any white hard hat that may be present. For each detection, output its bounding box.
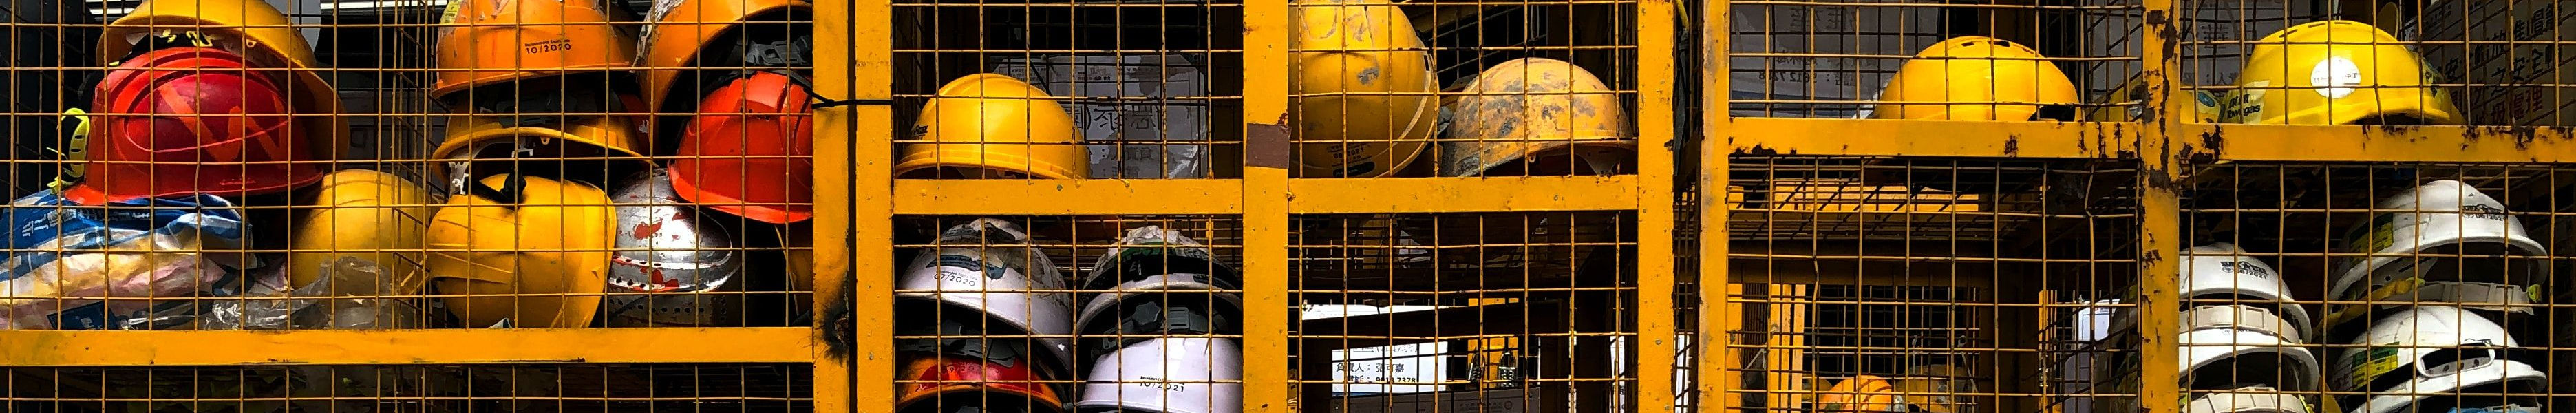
[2332,306,2546,413]
[2180,304,2320,391]
[2182,243,2312,329]
[1083,226,1239,293]
[2183,386,2312,413]
[2328,180,2548,306]
[896,218,1079,376]
[1070,337,1243,413]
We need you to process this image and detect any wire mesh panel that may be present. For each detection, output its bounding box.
[2180,163,2571,413]
[1723,1,2144,120]
[1291,212,1638,413]
[2180,1,2576,127]
[889,0,1242,180]
[1721,156,2142,413]
[1285,0,1639,178]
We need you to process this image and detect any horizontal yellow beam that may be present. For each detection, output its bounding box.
[2186,124,2576,163]
[894,179,1246,215]
[1727,118,2139,159]
[0,328,816,366]
[1287,176,1639,213]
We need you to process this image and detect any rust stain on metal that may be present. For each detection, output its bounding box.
[2002,135,2021,157]
[1246,116,1292,169]
[818,266,857,362]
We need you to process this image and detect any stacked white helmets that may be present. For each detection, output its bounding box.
[2175,243,2319,413]
[2323,180,2549,413]
[893,219,1081,413]
[1069,226,1244,413]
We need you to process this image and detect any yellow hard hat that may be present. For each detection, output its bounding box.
[896,74,1087,179]
[1290,0,1436,178]
[287,169,436,295]
[429,114,652,191]
[1873,36,2079,121]
[1442,58,1635,176]
[2226,20,2460,125]
[1813,375,1903,412]
[636,0,811,123]
[103,0,345,162]
[426,173,614,328]
[432,0,637,100]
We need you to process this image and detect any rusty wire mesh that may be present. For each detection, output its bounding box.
[2179,163,2575,412]
[1723,1,2145,120]
[1722,156,2142,413]
[1292,212,1640,413]
[2180,1,2576,127]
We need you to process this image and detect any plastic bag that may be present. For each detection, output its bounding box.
[0,192,250,329]
[200,257,423,330]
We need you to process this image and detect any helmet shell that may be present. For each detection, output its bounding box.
[2328,180,2548,308]
[895,218,1078,375]
[70,46,326,204]
[1070,337,1242,413]
[897,353,1069,413]
[897,74,1087,179]
[2332,306,2545,413]
[286,169,435,295]
[670,72,815,224]
[1288,0,1436,178]
[1871,36,2078,121]
[2226,21,2462,125]
[604,169,743,327]
[432,0,636,100]
[2181,243,2312,328]
[1442,57,1635,177]
[100,0,342,165]
[426,174,615,328]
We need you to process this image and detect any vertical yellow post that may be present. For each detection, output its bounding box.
[2136,0,2184,412]
[1241,0,1295,411]
[812,0,897,408]
[1698,1,1736,413]
[1635,1,1681,412]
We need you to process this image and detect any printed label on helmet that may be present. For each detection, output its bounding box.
[2461,204,2511,221]
[2218,259,2272,279]
[2336,345,2406,390]
[908,253,1020,289]
[1133,375,1186,392]
[2224,81,2268,123]
[2312,56,2365,99]
[436,0,467,45]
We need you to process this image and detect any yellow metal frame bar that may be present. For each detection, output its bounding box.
[0,328,817,366]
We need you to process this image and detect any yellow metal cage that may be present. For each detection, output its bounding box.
[1705,3,2576,413]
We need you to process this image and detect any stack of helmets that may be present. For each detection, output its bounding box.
[1069,226,1243,413]
[893,219,1078,413]
[423,0,655,328]
[2175,243,2319,413]
[74,0,343,205]
[2322,180,2548,413]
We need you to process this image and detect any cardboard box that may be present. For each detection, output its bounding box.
[1727,3,1946,118]
[991,55,1211,178]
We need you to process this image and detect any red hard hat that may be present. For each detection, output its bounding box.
[669,71,813,224]
[67,47,324,204]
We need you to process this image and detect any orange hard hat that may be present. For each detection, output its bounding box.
[432,0,636,100]
[635,0,811,124]
[68,47,326,204]
[670,71,813,224]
